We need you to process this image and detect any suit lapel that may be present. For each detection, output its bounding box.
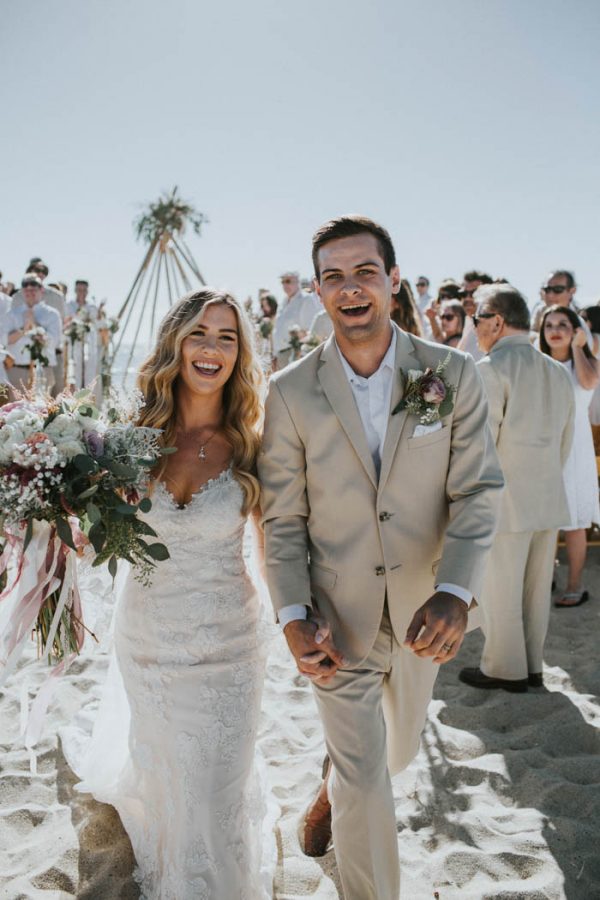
[378,327,420,491]
[317,337,378,488]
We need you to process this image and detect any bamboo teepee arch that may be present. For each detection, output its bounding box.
[113,187,208,381]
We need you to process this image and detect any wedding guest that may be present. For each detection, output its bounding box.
[307,307,333,343]
[259,293,278,319]
[540,305,600,607]
[460,270,493,317]
[0,289,13,396]
[531,271,591,345]
[12,261,66,319]
[390,278,423,336]
[459,286,574,692]
[414,275,433,336]
[426,299,465,347]
[65,280,99,395]
[272,270,320,369]
[5,275,61,393]
[12,261,66,391]
[581,306,600,425]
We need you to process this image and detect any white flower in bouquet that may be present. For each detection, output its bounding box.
[11,433,62,469]
[44,413,86,460]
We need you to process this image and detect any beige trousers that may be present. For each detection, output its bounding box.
[313,607,438,900]
[480,529,557,680]
[6,365,55,394]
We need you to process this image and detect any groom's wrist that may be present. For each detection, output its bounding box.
[278,603,309,628]
[435,583,472,606]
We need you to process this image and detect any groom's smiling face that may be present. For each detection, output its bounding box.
[315,232,400,345]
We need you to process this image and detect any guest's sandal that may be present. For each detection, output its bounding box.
[554,590,589,608]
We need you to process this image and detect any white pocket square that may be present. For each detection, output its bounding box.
[412,421,442,438]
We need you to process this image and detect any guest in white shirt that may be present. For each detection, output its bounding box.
[65,280,99,395]
[415,276,432,337]
[272,270,321,369]
[5,275,61,393]
[0,289,13,394]
[12,260,66,392]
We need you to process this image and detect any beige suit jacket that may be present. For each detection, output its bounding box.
[477,334,574,533]
[258,324,504,665]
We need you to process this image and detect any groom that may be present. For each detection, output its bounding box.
[258,216,503,899]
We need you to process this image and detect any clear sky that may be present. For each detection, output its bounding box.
[1,0,599,346]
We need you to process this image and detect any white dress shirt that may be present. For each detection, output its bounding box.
[278,328,471,628]
[273,290,321,354]
[12,286,65,320]
[6,302,61,366]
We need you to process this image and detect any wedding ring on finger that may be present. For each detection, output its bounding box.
[442,642,453,653]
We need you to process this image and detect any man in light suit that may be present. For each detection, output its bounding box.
[258,216,503,900]
[459,285,574,692]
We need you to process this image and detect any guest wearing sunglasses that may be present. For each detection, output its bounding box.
[460,286,574,691]
[540,305,600,608]
[414,275,433,336]
[426,299,465,347]
[532,271,592,347]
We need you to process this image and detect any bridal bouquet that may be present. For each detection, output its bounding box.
[0,389,169,686]
[25,326,50,367]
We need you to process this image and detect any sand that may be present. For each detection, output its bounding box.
[1,547,599,900]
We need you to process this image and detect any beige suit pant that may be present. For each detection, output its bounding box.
[480,529,557,681]
[313,607,439,900]
[6,365,55,394]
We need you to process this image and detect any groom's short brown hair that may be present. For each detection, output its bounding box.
[312,216,396,279]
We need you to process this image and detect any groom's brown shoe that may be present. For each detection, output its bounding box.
[303,756,332,857]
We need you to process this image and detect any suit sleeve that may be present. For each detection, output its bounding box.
[435,354,504,599]
[257,378,313,617]
[477,358,505,445]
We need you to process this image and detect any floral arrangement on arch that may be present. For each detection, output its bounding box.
[0,388,171,707]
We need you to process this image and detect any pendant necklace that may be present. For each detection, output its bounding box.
[198,428,219,461]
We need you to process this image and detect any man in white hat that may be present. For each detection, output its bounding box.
[272,270,321,369]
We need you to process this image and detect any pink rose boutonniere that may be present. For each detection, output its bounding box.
[391,352,456,423]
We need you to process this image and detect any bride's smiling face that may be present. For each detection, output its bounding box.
[178,303,239,395]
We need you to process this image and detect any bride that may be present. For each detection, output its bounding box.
[68,289,273,899]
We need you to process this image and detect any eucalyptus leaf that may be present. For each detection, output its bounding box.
[77,484,99,500]
[116,503,138,516]
[86,502,101,524]
[73,454,97,474]
[23,518,34,551]
[89,522,107,554]
[138,497,152,513]
[146,542,170,561]
[55,517,76,550]
[108,555,118,580]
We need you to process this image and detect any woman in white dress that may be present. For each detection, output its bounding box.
[540,304,600,607]
[69,289,273,898]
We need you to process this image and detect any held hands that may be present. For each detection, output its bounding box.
[404,591,468,664]
[571,327,587,350]
[283,617,346,685]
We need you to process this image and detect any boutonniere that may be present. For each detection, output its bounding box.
[391,351,456,422]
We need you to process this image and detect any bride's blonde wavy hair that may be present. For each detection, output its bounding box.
[136,289,264,514]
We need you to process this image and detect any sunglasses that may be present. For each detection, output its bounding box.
[416,282,428,287]
[542,285,568,294]
[440,313,458,321]
[459,289,475,298]
[472,312,496,327]
[281,277,295,284]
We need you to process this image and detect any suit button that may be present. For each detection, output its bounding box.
[379,512,391,522]
[375,566,385,576]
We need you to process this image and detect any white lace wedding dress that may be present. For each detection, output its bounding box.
[64,468,275,899]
